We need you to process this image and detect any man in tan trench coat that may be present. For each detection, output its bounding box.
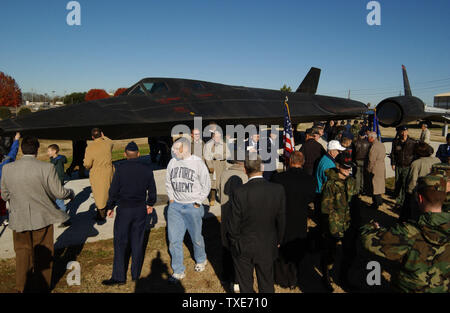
[204,130,230,206]
[84,128,114,221]
[368,131,386,210]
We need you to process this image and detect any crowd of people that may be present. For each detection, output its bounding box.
[0,121,448,293]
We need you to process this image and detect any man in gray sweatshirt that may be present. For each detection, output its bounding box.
[165,137,211,282]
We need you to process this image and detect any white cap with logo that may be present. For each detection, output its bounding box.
[327,140,346,151]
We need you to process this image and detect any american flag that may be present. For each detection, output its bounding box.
[283,97,295,162]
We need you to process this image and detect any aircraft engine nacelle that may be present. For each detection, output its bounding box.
[375,96,426,127]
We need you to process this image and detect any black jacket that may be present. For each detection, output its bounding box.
[299,139,326,175]
[228,177,286,262]
[271,168,315,242]
[354,138,371,161]
[391,137,417,167]
[107,158,157,209]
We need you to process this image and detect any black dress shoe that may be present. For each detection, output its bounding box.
[102,279,125,286]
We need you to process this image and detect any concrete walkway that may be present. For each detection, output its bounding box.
[0,140,443,259]
[0,162,222,259]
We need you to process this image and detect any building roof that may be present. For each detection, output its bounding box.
[435,92,450,97]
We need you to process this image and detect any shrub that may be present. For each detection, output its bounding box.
[0,107,12,120]
[17,107,32,117]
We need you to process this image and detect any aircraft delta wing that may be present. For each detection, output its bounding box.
[0,68,367,141]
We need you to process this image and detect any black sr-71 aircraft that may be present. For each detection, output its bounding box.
[0,67,367,144]
[376,65,450,127]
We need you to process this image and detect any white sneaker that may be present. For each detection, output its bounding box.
[2,220,8,227]
[169,272,185,283]
[194,260,207,272]
[233,283,240,293]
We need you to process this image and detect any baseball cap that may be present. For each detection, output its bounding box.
[125,141,139,152]
[335,153,353,170]
[417,173,447,192]
[327,140,346,151]
[396,125,408,132]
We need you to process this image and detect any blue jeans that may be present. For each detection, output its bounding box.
[56,199,67,212]
[167,201,206,275]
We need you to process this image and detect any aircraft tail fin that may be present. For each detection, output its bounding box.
[402,65,412,96]
[296,67,321,94]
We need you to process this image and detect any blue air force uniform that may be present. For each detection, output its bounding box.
[107,142,157,282]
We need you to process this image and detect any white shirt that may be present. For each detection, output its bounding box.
[248,175,263,181]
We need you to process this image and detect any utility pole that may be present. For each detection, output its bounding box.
[348,89,351,99]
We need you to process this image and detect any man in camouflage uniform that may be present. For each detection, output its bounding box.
[320,153,359,292]
[350,120,361,141]
[360,172,450,293]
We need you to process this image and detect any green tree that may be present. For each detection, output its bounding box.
[280,84,292,93]
[17,107,32,117]
[64,92,87,105]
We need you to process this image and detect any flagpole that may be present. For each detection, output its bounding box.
[283,96,294,171]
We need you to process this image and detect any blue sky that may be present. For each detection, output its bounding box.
[0,0,449,106]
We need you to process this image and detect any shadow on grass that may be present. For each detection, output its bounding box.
[52,204,99,290]
[162,203,225,291]
[134,251,185,293]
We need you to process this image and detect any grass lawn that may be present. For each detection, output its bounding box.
[0,190,400,293]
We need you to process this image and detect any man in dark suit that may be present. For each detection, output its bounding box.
[103,141,157,286]
[244,132,260,154]
[228,153,286,293]
[271,151,315,286]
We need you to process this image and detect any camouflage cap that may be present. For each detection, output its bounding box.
[417,173,447,192]
[432,163,450,177]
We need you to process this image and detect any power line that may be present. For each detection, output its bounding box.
[326,76,450,94]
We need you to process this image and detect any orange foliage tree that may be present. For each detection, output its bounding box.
[85,89,110,101]
[0,72,22,107]
[114,88,127,97]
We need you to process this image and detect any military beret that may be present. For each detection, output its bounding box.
[125,141,139,152]
[396,125,408,132]
[417,173,447,192]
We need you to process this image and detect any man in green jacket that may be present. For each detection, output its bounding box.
[361,172,450,293]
